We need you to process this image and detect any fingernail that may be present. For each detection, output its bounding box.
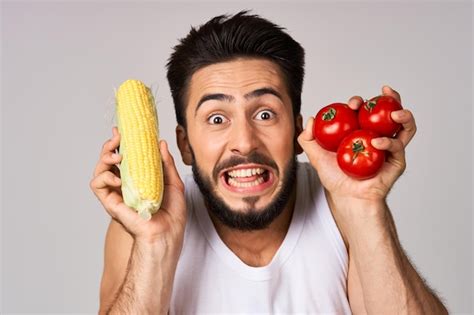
[372,138,383,146]
[395,111,406,119]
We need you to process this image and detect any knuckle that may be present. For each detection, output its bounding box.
[89,178,96,190]
[102,153,118,166]
[399,143,406,152]
[107,206,118,218]
[406,125,416,133]
[102,152,112,162]
[400,160,407,173]
[388,139,396,150]
[102,139,111,150]
[165,155,175,166]
[104,170,115,181]
[348,96,362,104]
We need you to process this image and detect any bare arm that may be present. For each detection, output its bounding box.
[330,196,448,314]
[108,236,181,314]
[91,128,186,314]
[99,219,133,313]
[298,85,448,314]
[99,219,181,314]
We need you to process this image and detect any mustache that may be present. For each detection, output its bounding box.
[212,151,279,182]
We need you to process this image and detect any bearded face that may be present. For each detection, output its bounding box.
[177,59,302,231]
[191,149,298,230]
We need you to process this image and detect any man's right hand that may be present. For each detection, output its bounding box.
[90,126,187,247]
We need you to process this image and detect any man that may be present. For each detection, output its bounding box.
[90,11,448,314]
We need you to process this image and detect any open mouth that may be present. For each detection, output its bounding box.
[220,165,274,193]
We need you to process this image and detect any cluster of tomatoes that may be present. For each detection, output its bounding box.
[313,95,403,180]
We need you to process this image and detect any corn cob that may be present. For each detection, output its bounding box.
[115,79,163,220]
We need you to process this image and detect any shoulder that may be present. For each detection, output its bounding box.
[296,161,322,198]
[180,174,201,243]
[296,162,349,265]
[297,161,319,182]
[182,174,199,205]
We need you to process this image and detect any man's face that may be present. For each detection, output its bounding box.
[180,58,299,230]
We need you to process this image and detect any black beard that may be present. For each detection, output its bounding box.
[191,150,298,231]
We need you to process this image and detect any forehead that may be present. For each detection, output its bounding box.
[186,58,288,108]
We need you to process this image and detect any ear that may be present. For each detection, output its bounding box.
[294,114,304,155]
[176,125,193,165]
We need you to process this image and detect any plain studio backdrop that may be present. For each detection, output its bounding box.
[1,1,472,314]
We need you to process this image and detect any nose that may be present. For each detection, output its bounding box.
[229,118,260,156]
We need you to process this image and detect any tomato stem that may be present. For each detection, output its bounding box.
[352,140,366,162]
[364,96,380,112]
[322,107,336,121]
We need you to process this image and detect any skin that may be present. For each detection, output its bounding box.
[91,59,448,314]
[299,86,448,314]
[176,58,302,264]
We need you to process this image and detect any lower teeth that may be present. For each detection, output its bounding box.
[228,175,264,188]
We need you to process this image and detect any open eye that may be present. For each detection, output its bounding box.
[255,110,275,121]
[207,114,228,125]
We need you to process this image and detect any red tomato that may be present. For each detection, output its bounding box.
[337,130,385,180]
[358,95,403,137]
[313,103,359,152]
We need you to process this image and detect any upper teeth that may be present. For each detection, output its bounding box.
[227,168,265,178]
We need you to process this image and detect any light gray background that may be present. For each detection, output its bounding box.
[1,1,472,314]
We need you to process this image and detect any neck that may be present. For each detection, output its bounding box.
[207,187,297,267]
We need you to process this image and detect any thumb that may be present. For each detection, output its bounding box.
[298,116,315,142]
[160,140,184,193]
[297,117,319,155]
[297,117,331,172]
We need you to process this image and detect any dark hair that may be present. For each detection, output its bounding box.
[166,11,305,128]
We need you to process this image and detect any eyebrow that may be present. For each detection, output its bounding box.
[195,87,283,115]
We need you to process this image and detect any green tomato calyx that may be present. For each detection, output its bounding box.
[322,107,336,121]
[352,140,369,163]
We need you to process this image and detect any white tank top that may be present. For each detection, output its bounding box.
[170,162,351,314]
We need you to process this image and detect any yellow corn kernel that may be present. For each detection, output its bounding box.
[116,79,163,220]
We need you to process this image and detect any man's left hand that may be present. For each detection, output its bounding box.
[297,85,417,204]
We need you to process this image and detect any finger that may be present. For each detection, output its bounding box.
[90,171,122,200]
[347,96,364,110]
[382,85,402,104]
[298,117,325,169]
[100,127,121,156]
[109,202,143,226]
[90,171,122,190]
[94,129,121,177]
[112,126,119,137]
[371,137,405,162]
[298,116,315,142]
[94,152,122,177]
[112,127,121,153]
[160,140,184,192]
[391,109,417,147]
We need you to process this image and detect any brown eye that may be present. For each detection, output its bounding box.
[208,114,227,125]
[256,110,275,121]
